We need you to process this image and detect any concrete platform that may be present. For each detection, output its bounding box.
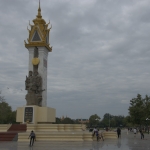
[0,130,150,149]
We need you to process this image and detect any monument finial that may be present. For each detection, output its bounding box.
[39,0,41,10]
[37,0,42,18]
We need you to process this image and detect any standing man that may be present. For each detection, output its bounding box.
[28,130,36,146]
[117,127,121,138]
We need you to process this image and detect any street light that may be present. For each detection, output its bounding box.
[109,114,110,128]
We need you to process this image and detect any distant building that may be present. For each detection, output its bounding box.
[60,115,68,121]
[76,119,89,124]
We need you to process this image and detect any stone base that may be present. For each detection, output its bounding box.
[17,124,117,141]
[16,105,56,124]
[18,124,92,142]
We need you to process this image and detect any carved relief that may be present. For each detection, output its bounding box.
[25,70,44,106]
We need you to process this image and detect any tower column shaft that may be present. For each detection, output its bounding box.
[27,47,49,107]
[28,48,34,71]
[38,47,49,106]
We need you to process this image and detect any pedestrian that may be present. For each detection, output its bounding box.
[133,128,137,137]
[117,127,121,138]
[127,128,129,134]
[92,127,97,136]
[99,130,104,141]
[139,129,144,139]
[28,130,36,146]
[95,129,99,141]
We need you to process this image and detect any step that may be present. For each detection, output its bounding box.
[8,124,27,132]
[18,131,93,142]
[0,132,17,141]
[0,124,27,141]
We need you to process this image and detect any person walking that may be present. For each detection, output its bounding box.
[28,130,36,146]
[117,127,121,138]
[139,129,144,139]
[99,130,104,141]
[92,127,97,136]
[95,129,99,141]
[133,128,137,137]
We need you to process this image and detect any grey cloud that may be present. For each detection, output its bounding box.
[0,0,150,119]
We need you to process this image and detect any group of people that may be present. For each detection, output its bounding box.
[92,128,104,141]
[132,127,144,139]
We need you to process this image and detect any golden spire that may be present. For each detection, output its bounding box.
[37,0,42,18]
[25,0,52,52]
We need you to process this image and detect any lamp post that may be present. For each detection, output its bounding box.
[109,114,110,128]
[109,114,113,129]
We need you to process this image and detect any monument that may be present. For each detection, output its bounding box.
[16,1,55,124]
[15,2,115,142]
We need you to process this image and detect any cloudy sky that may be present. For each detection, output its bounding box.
[0,0,150,119]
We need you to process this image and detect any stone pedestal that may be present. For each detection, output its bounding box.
[16,105,56,124]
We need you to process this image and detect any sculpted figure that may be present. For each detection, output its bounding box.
[25,70,44,106]
[25,71,33,90]
[30,71,43,94]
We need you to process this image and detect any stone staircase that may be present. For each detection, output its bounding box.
[0,124,117,141]
[0,124,26,141]
[18,124,93,141]
[18,124,117,141]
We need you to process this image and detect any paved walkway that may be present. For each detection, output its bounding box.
[0,130,150,150]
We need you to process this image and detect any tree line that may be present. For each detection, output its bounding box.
[0,91,16,124]
[1,92,150,127]
[128,94,150,126]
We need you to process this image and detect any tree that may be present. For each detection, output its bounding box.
[10,111,17,124]
[89,114,101,127]
[123,116,133,127]
[0,92,16,124]
[128,94,150,125]
[100,113,125,127]
[55,117,62,124]
[0,91,5,102]
[114,115,125,127]
[0,101,12,123]
[61,117,74,124]
[101,113,111,127]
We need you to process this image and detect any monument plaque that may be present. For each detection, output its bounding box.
[24,107,33,123]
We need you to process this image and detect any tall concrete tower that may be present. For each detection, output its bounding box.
[16,2,55,124]
[24,1,52,107]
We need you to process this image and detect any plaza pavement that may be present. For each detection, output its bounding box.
[0,129,150,150]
